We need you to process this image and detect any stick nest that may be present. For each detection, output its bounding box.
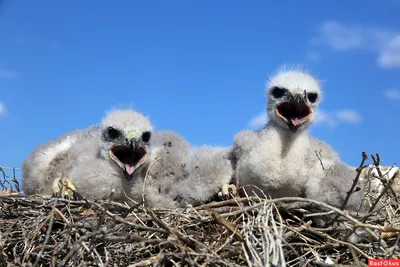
[0,192,398,267]
[1,152,399,267]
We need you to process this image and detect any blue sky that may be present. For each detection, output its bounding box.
[0,0,399,178]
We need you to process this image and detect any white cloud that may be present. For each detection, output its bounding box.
[312,21,392,51]
[378,36,400,68]
[248,111,268,129]
[314,110,336,128]
[385,89,400,99]
[0,69,18,79]
[0,103,6,117]
[315,109,363,128]
[248,108,362,129]
[335,110,363,124]
[312,21,400,68]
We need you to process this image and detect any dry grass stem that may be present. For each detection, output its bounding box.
[1,151,399,266]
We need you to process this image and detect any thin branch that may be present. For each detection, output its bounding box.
[327,151,368,226]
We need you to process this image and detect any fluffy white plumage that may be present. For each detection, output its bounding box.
[22,130,81,196]
[140,130,192,207]
[169,145,234,207]
[143,131,234,208]
[23,109,155,202]
[22,109,233,208]
[358,165,400,197]
[232,69,364,211]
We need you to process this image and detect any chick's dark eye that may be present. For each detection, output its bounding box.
[271,87,287,99]
[107,127,120,139]
[307,93,318,103]
[141,131,151,143]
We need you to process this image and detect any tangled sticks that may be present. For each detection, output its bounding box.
[0,152,400,266]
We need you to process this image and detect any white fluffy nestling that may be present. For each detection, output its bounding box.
[232,68,364,211]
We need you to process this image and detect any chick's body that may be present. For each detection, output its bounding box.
[233,69,364,211]
[22,109,153,203]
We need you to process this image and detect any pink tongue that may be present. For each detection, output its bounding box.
[125,164,135,175]
[290,118,305,126]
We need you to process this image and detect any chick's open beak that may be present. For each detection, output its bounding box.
[109,139,148,181]
[275,93,312,133]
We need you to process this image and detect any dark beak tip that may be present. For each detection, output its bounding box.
[289,124,299,133]
[124,172,134,181]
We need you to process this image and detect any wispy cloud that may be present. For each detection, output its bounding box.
[248,111,268,129]
[315,109,363,128]
[0,68,18,79]
[0,102,6,117]
[385,89,400,99]
[15,36,60,50]
[248,108,362,130]
[378,36,400,68]
[335,110,363,124]
[314,110,336,128]
[311,21,400,69]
